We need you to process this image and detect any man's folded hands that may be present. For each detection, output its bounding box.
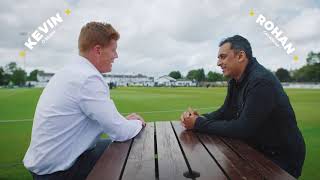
[126,113,146,127]
[180,107,199,130]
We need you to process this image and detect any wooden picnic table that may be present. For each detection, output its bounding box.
[87,121,295,180]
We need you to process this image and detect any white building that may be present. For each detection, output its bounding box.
[32,71,199,88]
[155,76,198,87]
[175,79,197,87]
[156,75,176,86]
[103,74,154,86]
[281,82,320,89]
[37,71,54,83]
[33,71,55,87]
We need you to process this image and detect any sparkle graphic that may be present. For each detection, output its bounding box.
[19,50,26,58]
[249,9,255,16]
[65,9,71,15]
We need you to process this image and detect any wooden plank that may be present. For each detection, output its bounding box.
[122,122,155,180]
[197,133,262,180]
[156,121,190,180]
[172,121,227,180]
[221,137,296,180]
[87,139,132,180]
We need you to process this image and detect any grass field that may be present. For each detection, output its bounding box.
[0,87,319,179]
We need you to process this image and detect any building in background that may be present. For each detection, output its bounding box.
[175,79,197,87]
[155,75,176,86]
[103,74,154,87]
[37,71,54,83]
[26,72,205,88]
[28,71,55,87]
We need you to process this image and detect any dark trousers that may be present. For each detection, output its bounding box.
[31,139,112,180]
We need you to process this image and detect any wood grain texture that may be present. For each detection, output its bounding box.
[87,139,132,180]
[221,137,296,180]
[197,133,262,180]
[156,121,190,180]
[122,122,155,180]
[172,121,227,180]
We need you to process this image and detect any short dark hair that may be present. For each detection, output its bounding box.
[219,35,252,60]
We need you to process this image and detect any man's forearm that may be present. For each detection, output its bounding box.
[202,107,225,121]
[193,116,249,139]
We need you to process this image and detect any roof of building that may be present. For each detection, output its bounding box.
[157,75,177,81]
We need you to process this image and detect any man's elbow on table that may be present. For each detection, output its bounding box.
[109,120,143,142]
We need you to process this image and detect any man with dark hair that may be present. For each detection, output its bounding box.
[180,35,305,178]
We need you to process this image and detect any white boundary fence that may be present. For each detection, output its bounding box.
[282,82,320,89]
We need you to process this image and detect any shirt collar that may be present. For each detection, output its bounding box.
[78,55,102,75]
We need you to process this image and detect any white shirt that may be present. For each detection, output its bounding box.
[23,55,142,175]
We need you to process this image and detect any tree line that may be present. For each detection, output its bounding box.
[169,51,320,83]
[1,51,319,87]
[0,62,38,86]
[168,69,227,82]
[275,51,320,82]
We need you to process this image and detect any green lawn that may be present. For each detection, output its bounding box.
[0,87,319,179]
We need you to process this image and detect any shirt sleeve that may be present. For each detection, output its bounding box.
[201,83,231,121]
[201,105,226,121]
[194,80,275,139]
[79,75,142,142]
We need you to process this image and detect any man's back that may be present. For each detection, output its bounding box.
[23,56,142,175]
[244,59,305,177]
[24,21,144,179]
[23,57,107,174]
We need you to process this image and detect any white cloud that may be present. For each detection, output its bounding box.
[284,8,320,43]
[0,0,319,76]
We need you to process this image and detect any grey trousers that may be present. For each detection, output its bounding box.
[30,139,112,180]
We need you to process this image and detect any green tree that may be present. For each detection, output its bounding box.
[5,62,18,74]
[0,66,4,85]
[11,68,27,86]
[293,64,320,82]
[207,71,224,82]
[291,51,320,82]
[28,69,39,81]
[186,70,197,80]
[198,69,205,82]
[1,62,19,86]
[168,71,182,79]
[275,68,291,82]
[306,51,320,65]
[3,74,11,86]
[186,69,205,82]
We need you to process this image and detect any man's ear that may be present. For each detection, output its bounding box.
[93,45,102,55]
[237,51,246,63]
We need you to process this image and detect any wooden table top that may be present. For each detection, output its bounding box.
[87,121,295,180]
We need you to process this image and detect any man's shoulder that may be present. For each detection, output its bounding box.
[247,63,280,88]
[46,58,105,94]
[60,57,103,81]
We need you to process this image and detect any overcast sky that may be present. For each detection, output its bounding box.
[1,0,319,77]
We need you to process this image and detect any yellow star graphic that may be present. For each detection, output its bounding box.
[293,55,299,62]
[19,50,26,58]
[65,9,71,15]
[249,9,255,16]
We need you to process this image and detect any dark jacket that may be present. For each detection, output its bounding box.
[194,58,305,178]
